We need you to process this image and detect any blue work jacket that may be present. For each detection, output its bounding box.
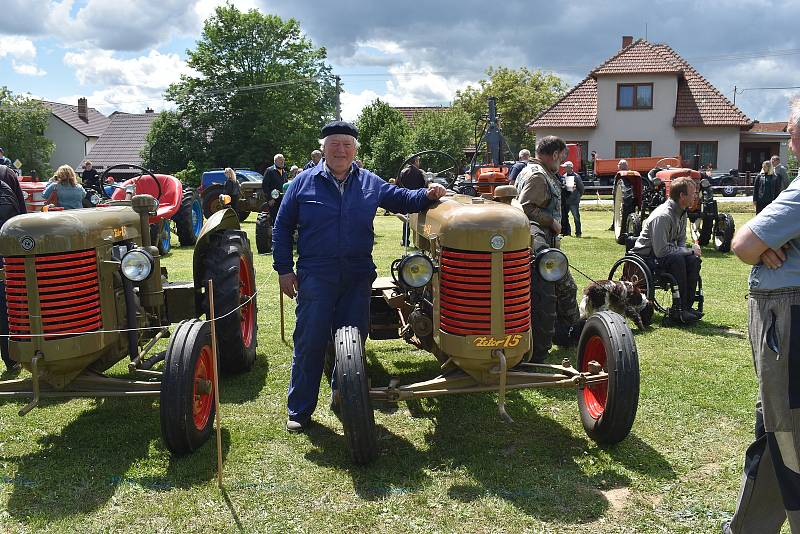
[272,161,433,281]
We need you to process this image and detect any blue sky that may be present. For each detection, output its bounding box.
[2,0,798,125]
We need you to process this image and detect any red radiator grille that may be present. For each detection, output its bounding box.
[439,248,531,336]
[4,249,102,340]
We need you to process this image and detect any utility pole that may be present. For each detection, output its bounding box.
[733,85,736,105]
[335,75,341,121]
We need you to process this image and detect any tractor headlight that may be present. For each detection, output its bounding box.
[398,253,434,288]
[121,248,154,282]
[271,189,280,199]
[534,248,569,282]
[90,193,101,205]
[700,178,710,189]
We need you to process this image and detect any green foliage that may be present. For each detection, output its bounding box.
[141,111,204,174]
[165,4,336,171]
[408,108,472,166]
[355,99,410,178]
[453,66,567,153]
[0,87,53,175]
[174,161,202,188]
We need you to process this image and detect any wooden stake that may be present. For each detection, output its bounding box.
[279,287,285,343]
[208,279,223,488]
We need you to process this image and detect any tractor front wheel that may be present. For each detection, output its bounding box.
[577,311,639,445]
[201,186,223,218]
[335,325,377,465]
[202,230,257,373]
[160,319,216,455]
[150,220,171,255]
[714,213,735,252]
[173,188,199,246]
[255,211,272,254]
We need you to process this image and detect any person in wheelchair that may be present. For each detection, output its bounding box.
[629,176,703,324]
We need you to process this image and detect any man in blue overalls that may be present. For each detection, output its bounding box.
[272,121,447,432]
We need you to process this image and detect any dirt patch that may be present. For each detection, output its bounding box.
[601,487,631,512]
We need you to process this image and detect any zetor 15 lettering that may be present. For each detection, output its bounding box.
[472,335,523,348]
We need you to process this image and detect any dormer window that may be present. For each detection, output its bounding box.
[617,83,653,109]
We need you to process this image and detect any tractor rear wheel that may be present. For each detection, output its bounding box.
[625,212,642,239]
[202,230,257,373]
[160,319,216,455]
[613,178,635,245]
[714,213,735,252]
[173,188,198,246]
[577,311,639,445]
[202,185,223,218]
[335,325,377,465]
[150,220,171,255]
[255,211,272,254]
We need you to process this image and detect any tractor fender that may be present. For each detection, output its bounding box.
[192,207,241,292]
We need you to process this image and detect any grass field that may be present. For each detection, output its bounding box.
[0,206,770,533]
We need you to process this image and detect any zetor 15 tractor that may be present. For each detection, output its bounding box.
[327,194,641,464]
[613,158,734,252]
[0,191,257,455]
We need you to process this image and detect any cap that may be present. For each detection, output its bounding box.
[321,120,358,139]
[493,185,517,199]
[561,161,574,167]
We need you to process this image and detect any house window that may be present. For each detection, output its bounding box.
[615,141,652,159]
[617,83,653,109]
[680,141,718,168]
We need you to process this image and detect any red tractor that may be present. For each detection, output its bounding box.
[612,158,734,252]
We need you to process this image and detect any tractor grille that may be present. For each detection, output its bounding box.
[4,249,102,340]
[439,248,531,336]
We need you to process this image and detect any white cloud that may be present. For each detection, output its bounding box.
[0,36,37,60]
[12,61,47,77]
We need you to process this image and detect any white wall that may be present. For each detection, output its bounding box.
[535,73,742,170]
[46,115,87,170]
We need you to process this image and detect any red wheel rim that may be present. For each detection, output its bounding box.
[193,345,214,430]
[239,256,255,347]
[582,335,608,419]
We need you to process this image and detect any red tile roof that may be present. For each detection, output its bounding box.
[530,38,753,129]
[751,121,788,133]
[393,106,449,126]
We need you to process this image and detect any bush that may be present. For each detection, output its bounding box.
[175,161,201,188]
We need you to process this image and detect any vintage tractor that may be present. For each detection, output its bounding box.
[199,168,265,221]
[106,165,203,254]
[0,182,257,455]
[612,158,734,252]
[323,194,640,464]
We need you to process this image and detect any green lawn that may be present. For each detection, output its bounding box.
[0,207,769,533]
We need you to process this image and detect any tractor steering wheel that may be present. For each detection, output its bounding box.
[655,157,681,169]
[99,164,163,202]
[395,150,460,190]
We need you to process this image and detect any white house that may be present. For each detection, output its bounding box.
[42,98,110,170]
[530,37,788,172]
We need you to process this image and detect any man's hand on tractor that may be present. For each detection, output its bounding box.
[427,183,447,200]
[279,272,298,298]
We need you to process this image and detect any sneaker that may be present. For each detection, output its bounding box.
[669,308,698,324]
[286,418,309,433]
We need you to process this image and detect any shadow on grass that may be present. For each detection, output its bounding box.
[221,355,270,404]
[3,396,230,522]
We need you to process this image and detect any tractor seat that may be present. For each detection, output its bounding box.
[111,174,183,223]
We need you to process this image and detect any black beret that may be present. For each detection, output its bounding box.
[321,120,358,139]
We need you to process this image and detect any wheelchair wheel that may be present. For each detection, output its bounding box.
[609,255,656,324]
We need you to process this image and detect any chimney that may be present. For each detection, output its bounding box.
[77,97,88,122]
[622,35,633,49]
[145,107,154,114]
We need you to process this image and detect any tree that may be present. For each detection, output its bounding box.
[355,99,410,179]
[165,5,336,171]
[453,67,567,154]
[0,87,53,175]
[408,108,472,168]
[141,110,205,176]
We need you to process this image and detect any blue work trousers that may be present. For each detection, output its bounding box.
[287,271,372,422]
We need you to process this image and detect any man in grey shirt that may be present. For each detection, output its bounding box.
[631,176,702,323]
[771,155,791,191]
[725,98,800,533]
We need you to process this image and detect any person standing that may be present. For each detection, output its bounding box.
[608,159,630,230]
[303,149,322,170]
[517,136,581,362]
[0,165,26,373]
[272,121,447,432]
[724,97,800,534]
[509,149,531,186]
[754,160,782,214]
[0,148,12,168]
[81,160,101,192]
[43,165,86,210]
[771,155,791,190]
[563,161,584,237]
[222,167,241,209]
[397,155,426,246]
[263,154,287,222]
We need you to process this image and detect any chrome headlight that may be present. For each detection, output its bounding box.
[534,248,569,282]
[271,189,280,199]
[700,178,710,189]
[398,253,434,288]
[121,248,154,281]
[90,193,101,205]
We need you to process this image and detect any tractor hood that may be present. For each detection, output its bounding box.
[0,206,142,256]
[410,194,531,252]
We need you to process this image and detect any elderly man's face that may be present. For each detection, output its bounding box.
[790,124,800,156]
[312,152,322,163]
[324,134,357,176]
[275,156,285,168]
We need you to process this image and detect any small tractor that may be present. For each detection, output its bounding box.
[199,168,266,221]
[613,158,734,252]
[0,166,257,456]
[322,193,640,464]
